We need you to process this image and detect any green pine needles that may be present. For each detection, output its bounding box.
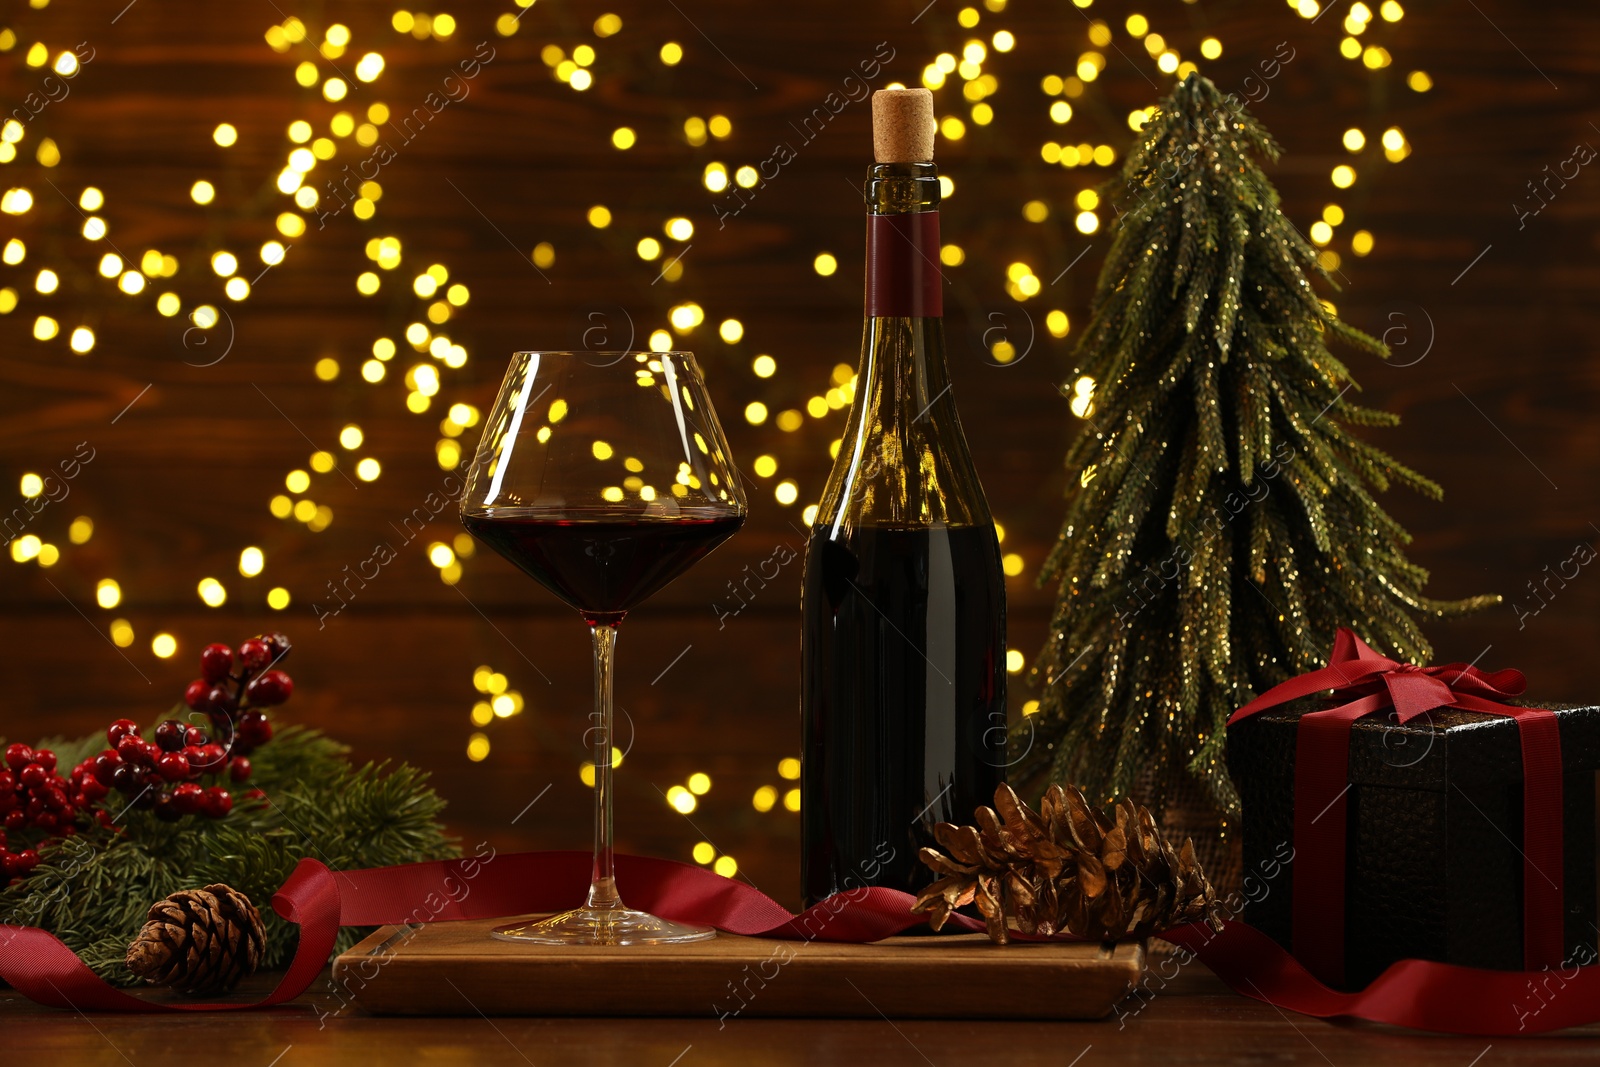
[0,724,456,985]
[1021,74,1494,817]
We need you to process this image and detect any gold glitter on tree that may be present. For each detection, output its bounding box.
[1021,74,1495,818]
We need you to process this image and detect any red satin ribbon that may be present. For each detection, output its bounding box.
[0,850,958,1013]
[1228,628,1566,985]
[1,848,1597,1033]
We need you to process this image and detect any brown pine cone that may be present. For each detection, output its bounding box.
[912,783,1223,945]
[125,883,266,995]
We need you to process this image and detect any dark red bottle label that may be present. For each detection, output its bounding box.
[865,211,943,318]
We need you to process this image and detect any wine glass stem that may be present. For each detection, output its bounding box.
[586,622,621,910]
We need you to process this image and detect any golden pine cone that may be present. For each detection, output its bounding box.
[912,783,1222,945]
[125,883,265,995]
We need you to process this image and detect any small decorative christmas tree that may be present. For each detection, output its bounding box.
[1021,74,1494,817]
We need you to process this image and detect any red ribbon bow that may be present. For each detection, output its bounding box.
[1228,628,1566,984]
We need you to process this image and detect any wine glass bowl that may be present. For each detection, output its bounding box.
[460,351,746,945]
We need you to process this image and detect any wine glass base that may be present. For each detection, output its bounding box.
[490,906,717,946]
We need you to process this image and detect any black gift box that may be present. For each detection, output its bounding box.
[1227,700,1600,988]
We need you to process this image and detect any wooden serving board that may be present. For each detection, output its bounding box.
[332,918,1144,1020]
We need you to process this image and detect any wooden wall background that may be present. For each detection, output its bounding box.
[0,0,1595,908]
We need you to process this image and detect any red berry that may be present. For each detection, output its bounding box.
[244,788,266,802]
[0,793,14,814]
[33,749,56,773]
[116,735,149,766]
[246,670,293,706]
[4,744,34,771]
[17,848,39,871]
[80,776,109,802]
[0,770,12,792]
[171,782,204,814]
[156,751,191,781]
[238,711,273,746]
[206,685,234,713]
[41,786,66,810]
[106,720,139,747]
[237,638,271,671]
[91,753,121,786]
[110,763,142,793]
[202,787,232,818]
[185,726,208,747]
[4,811,22,831]
[19,765,46,789]
[154,720,188,753]
[261,632,291,660]
[200,643,235,683]
[228,756,252,782]
[192,743,226,772]
[184,680,211,711]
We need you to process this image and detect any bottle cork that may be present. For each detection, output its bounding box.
[871,88,936,163]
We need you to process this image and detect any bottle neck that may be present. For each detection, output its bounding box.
[857,161,952,445]
[812,161,989,532]
[859,160,948,402]
[863,162,943,320]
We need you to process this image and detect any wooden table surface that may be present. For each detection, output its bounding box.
[7,965,1600,1065]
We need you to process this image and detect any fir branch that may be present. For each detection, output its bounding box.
[0,723,455,986]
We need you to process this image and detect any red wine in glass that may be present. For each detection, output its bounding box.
[459,350,746,946]
[461,511,744,626]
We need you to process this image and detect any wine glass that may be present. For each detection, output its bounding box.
[460,351,747,945]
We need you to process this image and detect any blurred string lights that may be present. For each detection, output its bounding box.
[464,655,764,876]
[1,12,468,656]
[0,1,1427,864]
[1055,0,1423,444]
[466,662,527,763]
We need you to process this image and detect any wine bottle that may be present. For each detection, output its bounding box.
[800,89,1006,907]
